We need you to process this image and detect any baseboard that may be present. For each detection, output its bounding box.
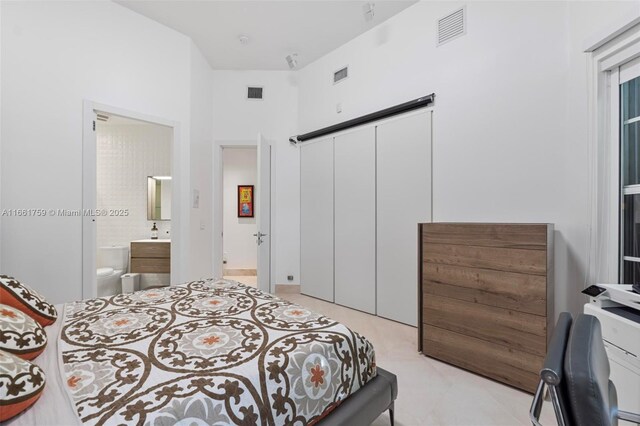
[275,284,300,294]
[223,268,257,276]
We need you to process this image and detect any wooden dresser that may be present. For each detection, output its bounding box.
[418,223,553,393]
[130,240,171,274]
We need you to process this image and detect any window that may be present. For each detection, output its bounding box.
[586,18,640,284]
[621,76,640,284]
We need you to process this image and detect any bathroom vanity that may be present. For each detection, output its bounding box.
[130,240,170,273]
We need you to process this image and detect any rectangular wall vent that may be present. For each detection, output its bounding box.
[333,66,348,84]
[437,6,465,46]
[247,86,263,100]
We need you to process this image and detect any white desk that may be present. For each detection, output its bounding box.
[584,302,640,425]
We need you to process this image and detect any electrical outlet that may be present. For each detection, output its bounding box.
[336,103,342,114]
[287,275,294,281]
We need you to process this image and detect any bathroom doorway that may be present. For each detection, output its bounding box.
[82,102,180,299]
[221,147,258,287]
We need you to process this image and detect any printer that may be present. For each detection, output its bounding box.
[585,284,640,425]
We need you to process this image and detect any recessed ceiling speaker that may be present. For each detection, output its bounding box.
[363,2,375,22]
[286,54,298,70]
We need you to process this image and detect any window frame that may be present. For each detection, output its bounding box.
[587,20,640,284]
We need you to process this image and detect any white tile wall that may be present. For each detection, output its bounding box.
[96,122,172,287]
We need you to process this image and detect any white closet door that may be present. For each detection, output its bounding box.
[334,126,376,314]
[376,111,432,326]
[300,137,334,302]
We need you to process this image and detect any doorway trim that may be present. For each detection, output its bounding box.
[213,139,276,293]
[82,100,183,300]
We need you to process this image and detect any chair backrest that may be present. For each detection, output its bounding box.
[534,312,573,425]
[531,313,620,426]
[564,314,618,426]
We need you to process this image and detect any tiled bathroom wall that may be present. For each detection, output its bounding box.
[96,121,172,287]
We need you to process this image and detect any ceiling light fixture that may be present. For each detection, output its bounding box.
[239,34,250,46]
[363,2,375,22]
[286,54,298,70]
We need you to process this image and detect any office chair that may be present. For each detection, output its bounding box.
[530,313,640,426]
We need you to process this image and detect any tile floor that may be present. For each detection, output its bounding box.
[224,275,257,287]
[272,291,557,426]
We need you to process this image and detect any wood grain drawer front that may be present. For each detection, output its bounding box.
[422,223,549,250]
[419,223,553,393]
[131,258,170,274]
[422,263,546,316]
[131,242,170,259]
[423,295,547,356]
[423,243,547,276]
[423,325,543,393]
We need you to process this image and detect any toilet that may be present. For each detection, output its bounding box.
[97,246,128,297]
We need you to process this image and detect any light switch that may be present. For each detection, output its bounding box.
[336,103,342,113]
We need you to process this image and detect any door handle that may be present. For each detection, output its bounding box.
[253,231,268,245]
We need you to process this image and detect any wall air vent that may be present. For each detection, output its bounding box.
[333,66,348,84]
[96,114,109,122]
[247,86,263,100]
[437,6,466,46]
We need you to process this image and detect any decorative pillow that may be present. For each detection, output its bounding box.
[0,304,47,360]
[0,275,57,326]
[0,349,46,422]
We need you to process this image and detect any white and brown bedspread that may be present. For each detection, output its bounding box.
[58,279,377,425]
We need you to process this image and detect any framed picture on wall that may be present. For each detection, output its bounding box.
[238,185,254,217]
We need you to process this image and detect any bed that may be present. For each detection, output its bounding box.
[7,279,397,425]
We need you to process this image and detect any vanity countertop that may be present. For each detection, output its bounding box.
[132,239,171,243]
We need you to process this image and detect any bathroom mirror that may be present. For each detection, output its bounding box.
[147,176,172,220]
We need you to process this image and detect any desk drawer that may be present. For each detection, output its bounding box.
[585,304,639,360]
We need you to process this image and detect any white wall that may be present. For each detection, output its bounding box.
[297,1,637,317]
[0,1,213,303]
[222,148,257,270]
[212,70,299,285]
[187,41,214,282]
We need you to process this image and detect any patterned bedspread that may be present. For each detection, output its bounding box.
[59,279,377,425]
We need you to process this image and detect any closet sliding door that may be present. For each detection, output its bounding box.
[300,137,334,302]
[376,111,432,326]
[334,126,376,314]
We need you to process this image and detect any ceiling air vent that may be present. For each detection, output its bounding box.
[247,86,263,100]
[333,66,348,84]
[437,6,466,46]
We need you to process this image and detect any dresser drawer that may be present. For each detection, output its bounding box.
[423,325,543,393]
[419,223,553,394]
[423,294,547,356]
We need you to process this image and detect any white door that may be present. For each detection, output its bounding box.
[334,126,376,314]
[300,137,334,302]
[376,111,432,326]
[256,134,271,293]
